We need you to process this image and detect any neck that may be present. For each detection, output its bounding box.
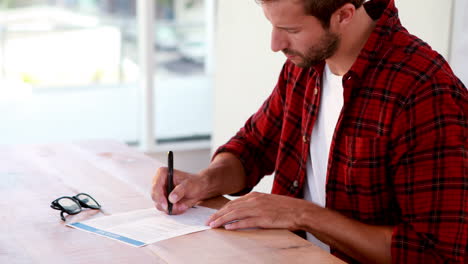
[326,7,376,76]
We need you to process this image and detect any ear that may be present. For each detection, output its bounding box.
[329,3,356,31]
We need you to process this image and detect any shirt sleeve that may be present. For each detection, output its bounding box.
[212,62,290,195]
[389,76,468,263]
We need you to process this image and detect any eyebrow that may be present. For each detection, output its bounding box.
[276,26,301,30]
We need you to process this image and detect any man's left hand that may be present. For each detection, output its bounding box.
[206,192,311,230]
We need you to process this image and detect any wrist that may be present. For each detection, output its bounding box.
[199,152,247,197]
[195,168,220,200]
[296,201,322,232]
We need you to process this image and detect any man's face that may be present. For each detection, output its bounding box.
[262,0,340,68]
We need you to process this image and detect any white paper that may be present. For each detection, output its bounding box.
[67,206,217,247]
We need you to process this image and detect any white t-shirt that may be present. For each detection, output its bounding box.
[303,64,344,252]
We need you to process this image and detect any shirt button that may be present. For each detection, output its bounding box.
[293,180,299,188]
[303,135,308,143]
[314,88,318,95]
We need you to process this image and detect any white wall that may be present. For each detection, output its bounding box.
[396,0,453,59]
[212,0,284,150]
[213,0,284,193]
[212,0,455,194]
[450,0,468,85]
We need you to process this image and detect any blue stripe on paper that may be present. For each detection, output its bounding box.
[70,222,145,247]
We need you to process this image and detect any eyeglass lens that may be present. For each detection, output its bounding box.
[75,193,100,209]
[57,198,81,214]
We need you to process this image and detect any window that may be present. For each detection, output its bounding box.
[0,0,214,150]
[153,0,213,145]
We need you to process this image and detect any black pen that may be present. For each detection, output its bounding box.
[167,151,174,215]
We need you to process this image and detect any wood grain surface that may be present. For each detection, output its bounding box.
[0,140,344,264]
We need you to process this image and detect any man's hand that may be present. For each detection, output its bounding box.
[206,192,310,230]
[151,152,248,216]
[151,167,207,215]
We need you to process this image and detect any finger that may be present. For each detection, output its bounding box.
[151,167,168,210]
[206,205,239,225]
[207,197,244,222]
[224,217,262,230]
[170,189,204,214]
[206,200,235,225]
[168,180,187,204]
[206,197,255,224]
[169,201,191,215]
[209,207,253,228]
[152,167,167,199]
[155,202,167,213]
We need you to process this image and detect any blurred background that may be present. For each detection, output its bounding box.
[0,0,212,148]
[0,0,466,191]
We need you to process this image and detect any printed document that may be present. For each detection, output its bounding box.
[67,206,217,247]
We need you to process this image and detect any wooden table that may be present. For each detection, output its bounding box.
[0,140,344,264]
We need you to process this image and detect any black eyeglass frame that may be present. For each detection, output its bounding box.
[50,193,101,221]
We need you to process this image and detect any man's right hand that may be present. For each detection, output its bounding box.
[151,152,247,215]
[151,168,207,215]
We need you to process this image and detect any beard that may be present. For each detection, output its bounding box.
[283,30,340,68]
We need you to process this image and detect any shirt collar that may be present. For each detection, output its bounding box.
[347,0,400,79]
[310,0,400,80]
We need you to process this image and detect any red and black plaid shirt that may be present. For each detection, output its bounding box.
[215,0,467,262]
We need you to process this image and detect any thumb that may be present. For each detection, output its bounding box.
[169,182,186,204]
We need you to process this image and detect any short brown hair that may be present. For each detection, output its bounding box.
[256,0,365,28]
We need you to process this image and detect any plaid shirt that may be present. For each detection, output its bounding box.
[214,0,468,262]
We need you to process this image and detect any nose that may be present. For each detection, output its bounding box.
[271,28,288,52]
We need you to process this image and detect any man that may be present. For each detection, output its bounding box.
[152,0,468,262]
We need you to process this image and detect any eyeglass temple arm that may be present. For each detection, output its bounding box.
[60,211,67,221]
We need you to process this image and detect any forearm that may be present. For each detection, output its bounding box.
[197,152,247,200]
[298,203,393,264]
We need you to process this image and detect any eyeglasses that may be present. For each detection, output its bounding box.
[50,193,101,221]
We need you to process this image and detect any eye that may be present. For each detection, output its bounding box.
[285,29,300,34]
